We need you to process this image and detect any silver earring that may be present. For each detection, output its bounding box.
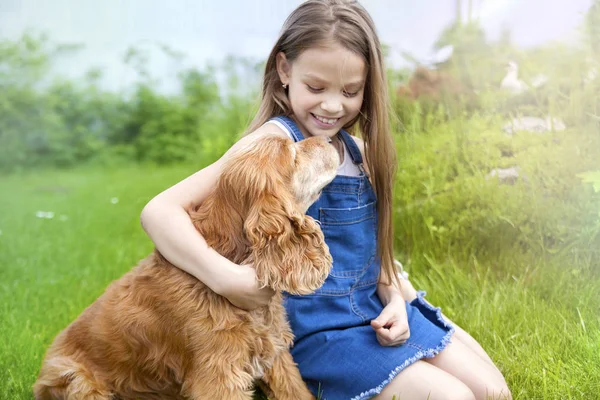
[282,83,288,89]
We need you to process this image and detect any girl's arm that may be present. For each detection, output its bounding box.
[372,278,410,346]
[377,260,413,305]
[140,128,283,310]
[376,278,405,306]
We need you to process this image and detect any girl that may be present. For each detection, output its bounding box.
[141,1,511,399]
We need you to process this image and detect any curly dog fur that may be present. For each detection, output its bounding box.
[33,134,338,399]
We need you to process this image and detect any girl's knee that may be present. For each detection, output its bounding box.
[473,377,511,400]
[373,361,476,400]
[445,385,477,400]
[484,383,512,400]
[374,389,475,400]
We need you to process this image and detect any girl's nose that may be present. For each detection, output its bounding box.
[321,99,343,114]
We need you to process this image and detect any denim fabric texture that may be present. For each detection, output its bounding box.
[271,116,454,400]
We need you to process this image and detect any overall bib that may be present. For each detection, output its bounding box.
[270,116,454,400]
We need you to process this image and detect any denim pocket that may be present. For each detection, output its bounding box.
[318,202,377,279]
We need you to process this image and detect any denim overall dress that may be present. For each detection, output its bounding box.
[270,116,454,400]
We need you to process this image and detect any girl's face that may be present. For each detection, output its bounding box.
[276,42,367,139]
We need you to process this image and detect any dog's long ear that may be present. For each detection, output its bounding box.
[245,192,332,295]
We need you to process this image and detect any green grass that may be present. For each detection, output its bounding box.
[0,164,197,398]
[1,115,600,399]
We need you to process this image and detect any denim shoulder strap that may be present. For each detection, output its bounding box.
[269,116,305,143]
[338,129,364,165]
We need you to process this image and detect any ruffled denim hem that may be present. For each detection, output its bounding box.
[350,291,455,400]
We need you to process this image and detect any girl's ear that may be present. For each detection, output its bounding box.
[276,51,291,86]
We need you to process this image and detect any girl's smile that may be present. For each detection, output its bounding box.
[311,113,340,128]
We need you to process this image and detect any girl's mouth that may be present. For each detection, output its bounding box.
[311,113,340,127]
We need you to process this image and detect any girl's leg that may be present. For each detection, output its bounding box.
[373,360,475,400]
[425,339,511,400]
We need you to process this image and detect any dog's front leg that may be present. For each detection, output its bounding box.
[261,351,315,400]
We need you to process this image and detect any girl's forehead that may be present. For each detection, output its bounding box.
[293,45,366,84]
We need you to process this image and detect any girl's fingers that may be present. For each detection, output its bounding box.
[388,323,410,340]
[375,323,410,346]
[371,309,394,329]
[375,327,393,341]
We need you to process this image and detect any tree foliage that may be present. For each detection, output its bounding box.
[0,33,258,172]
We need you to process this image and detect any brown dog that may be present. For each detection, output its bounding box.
[33,134,338,399]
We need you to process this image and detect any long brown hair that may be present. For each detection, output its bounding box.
[247,0,399,286]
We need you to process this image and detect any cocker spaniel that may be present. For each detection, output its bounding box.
[34,133,338,400]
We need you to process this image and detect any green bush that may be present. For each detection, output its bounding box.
[0,34,257,171]
[393,114,600,270]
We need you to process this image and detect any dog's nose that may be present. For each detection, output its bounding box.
[313,136,331,144]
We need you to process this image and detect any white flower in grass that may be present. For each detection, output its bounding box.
[35,211,55,219]
[110,197,119,204]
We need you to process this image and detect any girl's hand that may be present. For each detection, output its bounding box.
[219,263,275,310]
[370,298,410,346]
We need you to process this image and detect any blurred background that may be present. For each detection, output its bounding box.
[0,0,594,91]
[1,1,600,399]
[0,0,598,167]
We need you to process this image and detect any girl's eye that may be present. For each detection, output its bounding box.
[343,90,359,98]
[307,85,324,93]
